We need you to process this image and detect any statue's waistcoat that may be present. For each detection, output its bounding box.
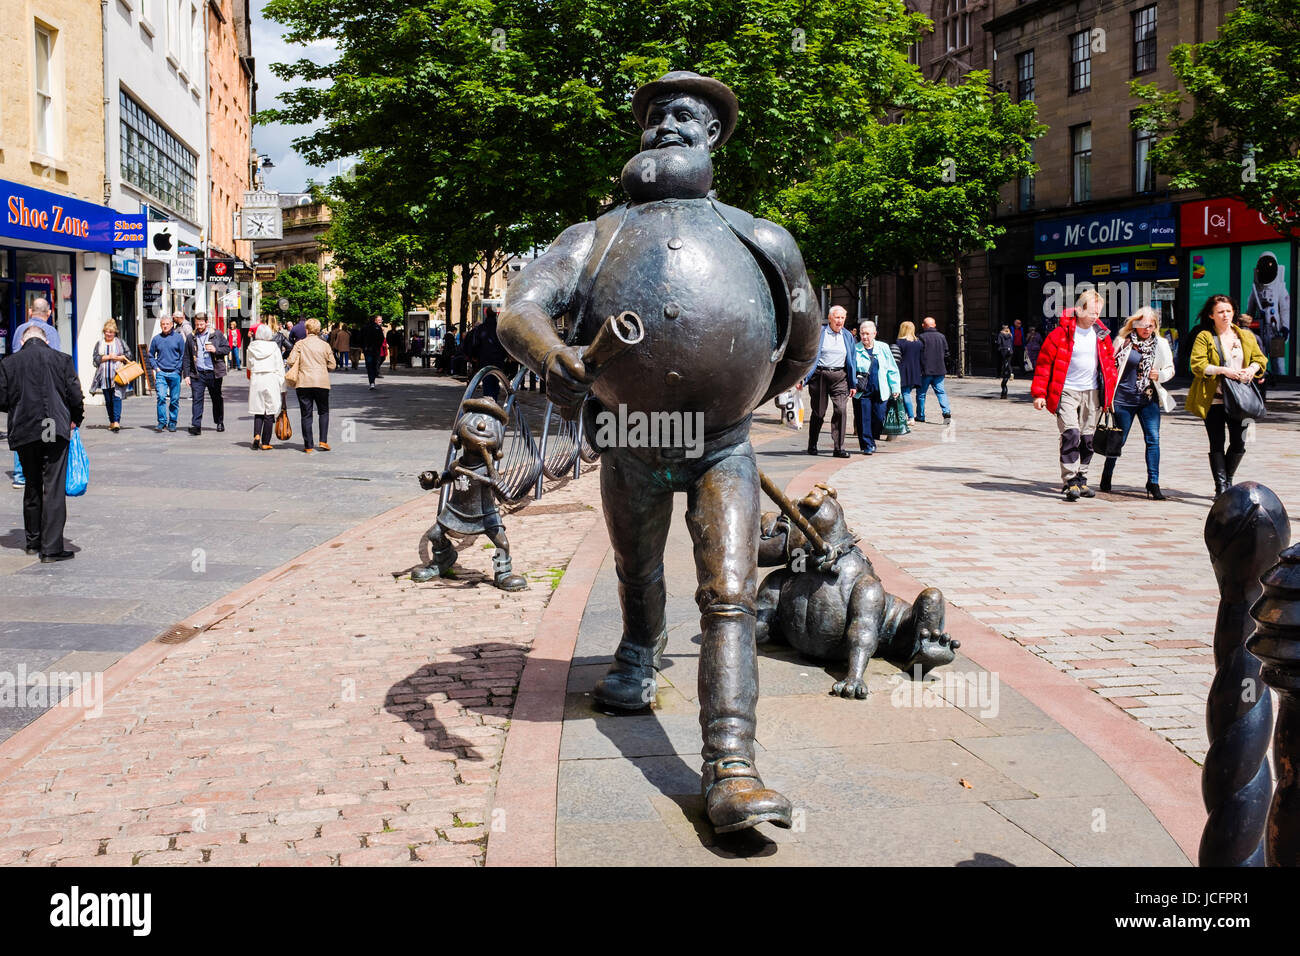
[574,197,785,433]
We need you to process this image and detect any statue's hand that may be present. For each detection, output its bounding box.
[545,346,594,415]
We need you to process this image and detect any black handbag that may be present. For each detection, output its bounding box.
[1093,408,1125,458]
[1213,333,1268,421]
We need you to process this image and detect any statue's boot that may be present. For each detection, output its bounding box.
[593,569,668,710]
[699,607,792,833]
[412,532,456,583]
[493,551,528,591]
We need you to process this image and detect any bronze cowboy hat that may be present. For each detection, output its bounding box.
[631,71,739,148]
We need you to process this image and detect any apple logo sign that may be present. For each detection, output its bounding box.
[153,228,174,253]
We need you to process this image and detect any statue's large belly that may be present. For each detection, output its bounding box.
[582,199,777,432]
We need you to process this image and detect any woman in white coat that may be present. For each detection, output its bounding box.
[246,325,286,449]
[1099,306,1175,499]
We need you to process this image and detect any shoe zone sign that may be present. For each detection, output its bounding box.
[1,179,145,253]
[1035,203,1177,260]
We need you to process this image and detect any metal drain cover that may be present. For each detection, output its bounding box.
[155,624,202,645]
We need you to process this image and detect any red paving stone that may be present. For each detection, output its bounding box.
[0,472,604,866]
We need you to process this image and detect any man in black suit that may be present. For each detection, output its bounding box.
[181,312,231,435]
[0,325,84,562]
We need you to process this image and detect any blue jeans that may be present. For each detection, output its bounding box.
[104,389,122,424]
[855,392,887,452]
[900,385,919,419]
[917,375,951,419]
[13,451,23,485]
[155,370,181,427]
[1101,400,1161,483]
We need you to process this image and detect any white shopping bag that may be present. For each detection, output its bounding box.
[775,389,806,431]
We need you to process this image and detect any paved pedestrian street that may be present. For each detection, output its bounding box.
[0,372,1295,865]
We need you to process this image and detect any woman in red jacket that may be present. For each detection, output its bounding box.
[1030,290,1120,501]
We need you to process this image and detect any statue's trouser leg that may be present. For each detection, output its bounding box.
[592,451,673,710]
[687,443,792,832]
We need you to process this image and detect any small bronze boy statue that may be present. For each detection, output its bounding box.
[414,397,527,591]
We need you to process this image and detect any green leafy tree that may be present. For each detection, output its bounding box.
[332,274,402,328]
[258,0,932,292]
[775,73,1043,373]
[1132,0,1300,234]
[260,263,327,322]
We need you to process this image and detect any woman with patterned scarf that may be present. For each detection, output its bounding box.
[1099,307,1175,499]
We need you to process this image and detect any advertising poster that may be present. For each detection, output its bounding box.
[1189,247,1231,319]
[1241,241,1293,376]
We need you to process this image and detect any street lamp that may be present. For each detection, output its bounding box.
[322,262,333,325]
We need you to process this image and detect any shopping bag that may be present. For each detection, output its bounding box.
[66,429,89,497]
[883,397,909,436]
[1093,408,1125,459]
[775,389,806,430]
[275,406,293,441]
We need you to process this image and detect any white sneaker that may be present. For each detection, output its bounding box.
[369,384,376,390]
[12,481,24,489]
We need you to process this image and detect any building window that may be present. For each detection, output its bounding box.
[1072,124,1092,203]
[1019,144,1036,211]
[34,25,55,155]
[1070,30,1092,93]
[1016,50,1035,103]
[1133,5,1158,75]
[907,42,920,66]
[1134,116,1156,194]
[119,89,198,220]
[943,0,970,52]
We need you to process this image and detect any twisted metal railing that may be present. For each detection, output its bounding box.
[1200,482,1291,866]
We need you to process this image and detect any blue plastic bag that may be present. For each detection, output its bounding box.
[66,429,88,497]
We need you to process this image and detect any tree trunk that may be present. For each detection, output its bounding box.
[445,264,455,331]
[458,261,472,338]
[954,250,967,377]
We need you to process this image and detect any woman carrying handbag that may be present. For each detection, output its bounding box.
[246,325,286,449]
[1097,307,1175,499]
[90,319,130,432]
[1187,294,1268,497]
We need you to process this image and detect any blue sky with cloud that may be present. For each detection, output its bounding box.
[249,1,338,193]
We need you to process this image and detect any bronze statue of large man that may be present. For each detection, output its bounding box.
[499,71,821,833]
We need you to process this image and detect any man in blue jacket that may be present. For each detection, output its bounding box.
[797,305,857,457]
[149,313,186,432]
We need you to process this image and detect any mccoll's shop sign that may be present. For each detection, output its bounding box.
[1,179,145,254]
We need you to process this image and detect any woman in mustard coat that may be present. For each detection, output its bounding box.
[1187,294,1268,496]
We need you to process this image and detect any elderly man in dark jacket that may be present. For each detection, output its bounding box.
[181,312,231,435]
[917,315,953,423]
[0,325,84,561]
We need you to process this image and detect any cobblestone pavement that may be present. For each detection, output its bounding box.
[0,368,470,742]
[0,462,604,867]
[824,377,1300,763]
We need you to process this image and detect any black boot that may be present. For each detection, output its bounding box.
[492,550,528,592]
[593,569,668,711]
[412,526,456,582]
[1099,458,1115,493]
[698,607,792,833]
[1225,449,1245,488]
[1208,451,1229,497]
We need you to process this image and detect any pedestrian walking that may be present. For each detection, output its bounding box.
[0,324,83,562]
[357,315,384,389]
[182,312,230,435]
[895,320,922,424]
[148,313,185,432]
[853,320,900,455]
[246,325,286,449]
[1011,318,1026,371]
[386,324,404,372]
[1098,307,1175,500]
[91,319,130,432]
[227,321,242,371]
[336,324,352,370]
[1026,326,1043,373]
[1187,294,1268,496]
[996,323,1014,399]
[796,305,857,458]
[916,316,952,423]
[14,297,62,351]
[1031,289,1119,501]
[285,318,336,454]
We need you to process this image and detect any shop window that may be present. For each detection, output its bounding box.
[1070,30,1092,93]
[1072,123,1092,203]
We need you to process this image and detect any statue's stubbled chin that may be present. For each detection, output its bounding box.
[621,145,713,201]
